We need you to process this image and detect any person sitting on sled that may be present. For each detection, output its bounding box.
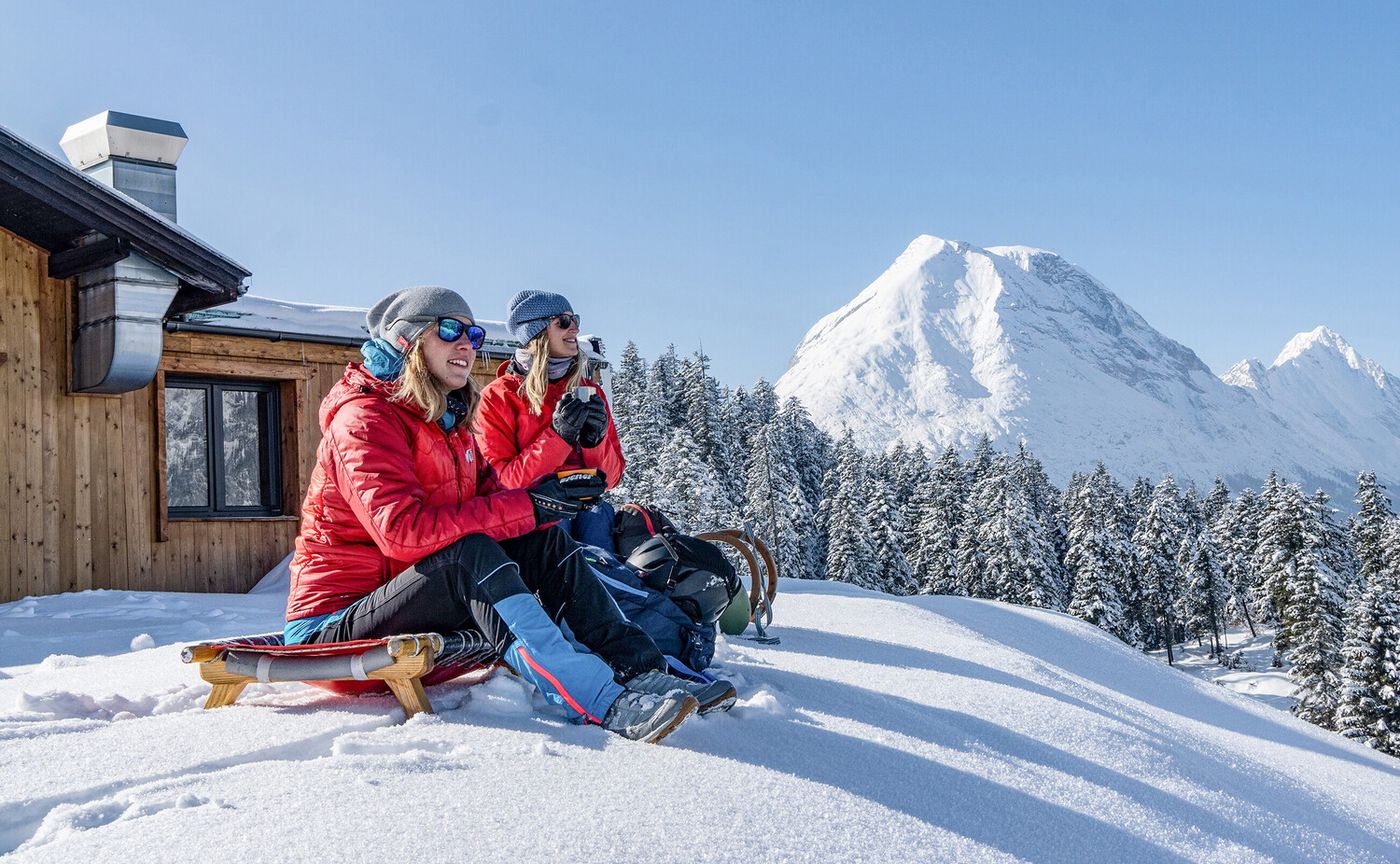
[475,290,624,548]
[282,285,720,742]
[474,290,745,682]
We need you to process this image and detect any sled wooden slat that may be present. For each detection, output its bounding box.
[182,631,489,721]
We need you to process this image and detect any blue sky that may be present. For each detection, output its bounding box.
[3,2,1397,386]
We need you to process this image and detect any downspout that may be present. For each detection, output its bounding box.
[59,111,187,394]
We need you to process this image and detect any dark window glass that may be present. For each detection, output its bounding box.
[165,378,282,518]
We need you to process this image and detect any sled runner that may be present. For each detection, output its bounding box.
[181,630,498,719]
[696,528,780,643]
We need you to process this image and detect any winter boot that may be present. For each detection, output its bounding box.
[626,670,736,715]
[686,677,737,715]
[602,686,698,743]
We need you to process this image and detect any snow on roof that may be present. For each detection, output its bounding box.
[182,293,522,352]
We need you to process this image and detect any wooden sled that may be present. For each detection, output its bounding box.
[181,630,498,720]
[696,527,779,641]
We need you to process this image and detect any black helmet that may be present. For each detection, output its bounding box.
[666,536,743,625]
[669,567,738,626]
[625,534,677,592]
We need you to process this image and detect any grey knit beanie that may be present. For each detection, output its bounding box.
[506,289,573,344]
[366,286,475,351]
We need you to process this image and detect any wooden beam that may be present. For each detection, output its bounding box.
[46,237,129,279]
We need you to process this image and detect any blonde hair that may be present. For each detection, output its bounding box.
[521,334,584,415]
[393,339,481,427]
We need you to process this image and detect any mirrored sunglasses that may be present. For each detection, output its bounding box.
[437,318,486,349]
[525,313,581,330]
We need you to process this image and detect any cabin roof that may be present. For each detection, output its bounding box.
[0,123,249,314]
[177,293,523,358]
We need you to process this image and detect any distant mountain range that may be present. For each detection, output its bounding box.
[774,235,1399,502]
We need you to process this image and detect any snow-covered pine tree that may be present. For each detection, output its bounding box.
[778,398,831,516]
[1213,487,1262,638]
[956,443,999,599]
[746,379,779,446]
[777,398,831,575]
[864,457,917,595]
[1177,527,1229,657]
[708,384,748,514]
[1011,441,1068,609]
[1253,477,1307,638]
[912,445,964,596]
[1284,500,1347,730]
[1065,463,1130,639]
[743,418,811,580]
[612,367,670,505]
[1334,559,1400,755]
[1203,477,1232,527]
[1180,482,1205,538]
[1132,475,1188,660]
[653,427,733,533]
[648,344,685,430]
[1311,490,1357,594]
[679,348,722,469]
[1352,472,1395,587]
[973,453,1061,609]
[824,430,880,591]
[1127,476,1154,533]
[610,341,648,433]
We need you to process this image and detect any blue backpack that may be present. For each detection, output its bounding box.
[578,544,718,674]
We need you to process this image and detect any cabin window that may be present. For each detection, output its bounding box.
[165,377,283,518]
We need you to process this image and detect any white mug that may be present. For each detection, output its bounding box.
[576,386,596,403]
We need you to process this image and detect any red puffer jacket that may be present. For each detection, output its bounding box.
[476,360,626,491]
[286,363,536,621]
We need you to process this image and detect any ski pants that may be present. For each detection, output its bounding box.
[311,526,666,723]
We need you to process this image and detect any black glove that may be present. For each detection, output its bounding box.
[529,470,608,525]
[578,399,609,449]
[552,393,589,445]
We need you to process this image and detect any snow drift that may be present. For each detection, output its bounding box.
[2,580,1398,862]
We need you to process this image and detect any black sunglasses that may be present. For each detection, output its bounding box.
[437,318,486,349]
[527,313,581,330]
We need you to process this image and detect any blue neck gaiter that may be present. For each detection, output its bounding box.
[362,338,467,432]
[361,338,404,381]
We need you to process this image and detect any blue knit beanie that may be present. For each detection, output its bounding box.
[506,290,573,345]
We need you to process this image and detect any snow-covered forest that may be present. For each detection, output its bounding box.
[608,342,1400,757]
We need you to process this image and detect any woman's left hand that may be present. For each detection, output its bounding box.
[579,400,609,449]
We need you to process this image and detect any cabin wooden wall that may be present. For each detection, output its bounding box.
[1,224,503,602]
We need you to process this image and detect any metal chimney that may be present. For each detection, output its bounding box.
[60,110,186,222]
[59,111,186,393]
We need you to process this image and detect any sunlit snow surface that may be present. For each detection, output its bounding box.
[2,580,1398,863]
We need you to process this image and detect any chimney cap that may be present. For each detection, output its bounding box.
[60,110,188,170]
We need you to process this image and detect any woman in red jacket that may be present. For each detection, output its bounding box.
[476,290,625,491]
[284,286,702,742]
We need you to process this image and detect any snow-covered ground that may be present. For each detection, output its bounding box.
[1152,627,1298,714]
[3,580,1399,863]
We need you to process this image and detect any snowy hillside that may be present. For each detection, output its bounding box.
[774,236,1398,499]
[4,581,1400,862]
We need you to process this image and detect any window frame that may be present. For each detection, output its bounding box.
[164,375,284,519]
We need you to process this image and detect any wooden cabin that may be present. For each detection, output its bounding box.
[0,113,517,603]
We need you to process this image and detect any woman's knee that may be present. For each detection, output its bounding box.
[422,533,509,571]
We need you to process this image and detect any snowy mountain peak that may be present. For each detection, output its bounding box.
[778,236,1400,501]
[1271,326,1389,387]
[1220,358,1267,390]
